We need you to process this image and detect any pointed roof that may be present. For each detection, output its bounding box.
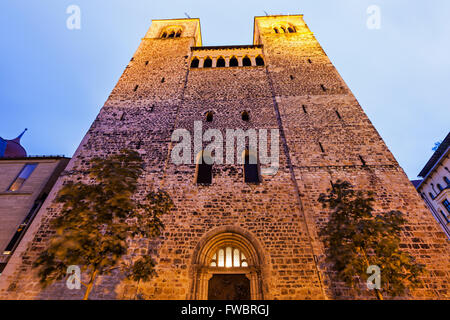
[0,129,28,158]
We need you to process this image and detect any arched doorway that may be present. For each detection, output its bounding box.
[190,227,264,300]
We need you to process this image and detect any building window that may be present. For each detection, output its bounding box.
[437,184,444,192]
[205,111,213,122]
[241,111,250,121]
[175,30,182,37]
[8,164,37,192]
[190,57,199,68]
[210,246,248,268]
[444,177,450,186]
[161,32,167,38]
[216,57,225,67]
[229,56,238,67]
[440,210,450,223]
[443,199,450,213]
[195,152,212,185]
[274,27,279,34]
[255,55,265,66]
[429,192,435,200]
[168,31,175,38]
[203,57,212,68]
[244,151,260,184]
[288,27,295,33]
[242,56,252,67]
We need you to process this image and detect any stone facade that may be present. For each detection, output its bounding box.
[0,15,448,300]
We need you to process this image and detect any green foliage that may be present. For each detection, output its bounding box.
[318,180,425,298]
[33,149,174,294]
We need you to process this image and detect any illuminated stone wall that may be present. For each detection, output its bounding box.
[0,15,448,300]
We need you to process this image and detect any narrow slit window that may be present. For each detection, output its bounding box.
[359,155,366,166]
[161,32,167,38]
[335,110,342,119]
[241,111,250,121]
[319,142,325,153]
[290,75,294,80]
[133,85,139,92]
[145,61,149,66]
[8,164,37,192]
[274,28,279,34]
[302,105,307,114]
[320,84,326,92]
[175,30,182,37]
[161,77,165,83]
[308,59,312,64]
[206,111,213,122]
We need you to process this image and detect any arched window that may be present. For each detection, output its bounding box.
[288,27,295,33]
[255,55,265,66]
[242,56,252,67]
[209,246,248,268]
[216,57,226,67]
[161,32,167,38]
[168,31,175,38]
[244,151,260,184]
[280,27,286,33]
[190,57,199,68]
[203,57,212,68]
[274,27,279,34]
[429,192,435,200]
[205,111,213,122]
[175,30,182,37]
[444,177,450,186]
[437,184,444,192]
[241,111,250,121]
[229,56,238,67]
[195,152,212,184]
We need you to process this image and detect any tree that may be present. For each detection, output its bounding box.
[33,149,173,300]
[318,180,425,299]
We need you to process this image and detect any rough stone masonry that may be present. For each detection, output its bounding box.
[0,15,448,300]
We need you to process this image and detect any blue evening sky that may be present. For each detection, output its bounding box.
[0,1,449,179]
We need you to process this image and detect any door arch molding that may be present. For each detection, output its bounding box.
[189,226,267,300]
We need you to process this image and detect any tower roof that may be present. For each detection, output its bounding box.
[0,129,28,158]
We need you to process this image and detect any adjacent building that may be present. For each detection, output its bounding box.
[0,130,70,273]
[415,132,450,238]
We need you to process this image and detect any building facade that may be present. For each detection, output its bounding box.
[0,15,449,300]
[0,131,70,274]
[415,133,450,238]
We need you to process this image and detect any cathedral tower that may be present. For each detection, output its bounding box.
[0,15,448,300]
